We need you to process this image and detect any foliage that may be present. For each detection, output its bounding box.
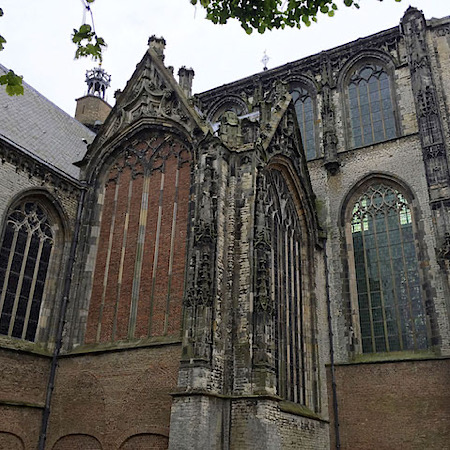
[0,69,23,95]
[0,0,402,95]
[72,23,106,62]
[72,0,106,63]
[191,0,401,34]
[0,7,23,96]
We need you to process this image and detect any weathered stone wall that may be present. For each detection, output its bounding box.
[328,358,450,449]
[229,399,329,449]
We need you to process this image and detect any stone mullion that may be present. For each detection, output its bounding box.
[96,176,121,342]
[8,230,33,336]
[148,171,165,336]
[21,237,45,340]
[164,166,180,335]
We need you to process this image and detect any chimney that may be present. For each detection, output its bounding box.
[178,66,195,98]
[148,35,166,59]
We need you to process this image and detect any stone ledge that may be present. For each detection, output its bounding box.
[329,350,450,366]
[0,399,45,409]
[63,336,182,356]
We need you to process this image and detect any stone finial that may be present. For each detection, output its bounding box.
[178,66,195,98]
[148,35,166,59]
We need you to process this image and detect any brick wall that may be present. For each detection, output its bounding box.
[0,348,50,449]
[47,343,181,449]
[327,358,450,449]
[85,135,191,343]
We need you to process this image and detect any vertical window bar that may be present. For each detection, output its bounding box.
[383,208,405,351]
[0,226,19,315]
[21,238,45,340]
[8,232,32,336]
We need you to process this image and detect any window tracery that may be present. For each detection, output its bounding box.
[348,183,428,353]
[347,64,397,147]
[0,202,54,341]
[263,169,317,408]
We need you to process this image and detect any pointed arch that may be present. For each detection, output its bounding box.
[338,51,400,149]
[0,189,67,342]
[253,156,320,410]
[288,76,319,160]
[342,175,430,354]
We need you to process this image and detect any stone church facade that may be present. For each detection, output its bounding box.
[0,7,449,449]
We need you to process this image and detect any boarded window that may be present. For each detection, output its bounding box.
[86,132,191,343]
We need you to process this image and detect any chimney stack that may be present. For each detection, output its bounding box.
[178,66,195,98]
[148,35,166,60]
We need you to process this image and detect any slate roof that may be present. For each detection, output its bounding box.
[0,64,95,179]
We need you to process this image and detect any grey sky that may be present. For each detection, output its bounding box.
[1,0,448,116]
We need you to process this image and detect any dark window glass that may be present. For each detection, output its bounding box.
[348,65,397,147]
[350,184,427,353]
[0,202,54,341]
[291,86,317,160]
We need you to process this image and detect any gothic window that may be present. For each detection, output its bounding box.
[265,170,317,408]
[0,202,54,341]
[347,64,397,148]
[291,86,317,160]
[348,183,428,353]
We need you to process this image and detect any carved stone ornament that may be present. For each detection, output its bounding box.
[254,174,273,314]
[320,55,339,174]
[107,133,190,184]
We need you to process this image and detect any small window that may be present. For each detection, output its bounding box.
[0,202,54,341]
[291,86,317,160]
[348,64,396,148]
[348,183,428,353]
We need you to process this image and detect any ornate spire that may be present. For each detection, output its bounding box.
[85,66,111,99]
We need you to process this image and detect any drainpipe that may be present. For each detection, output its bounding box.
[323,239,341,449]
[38,183,87,450]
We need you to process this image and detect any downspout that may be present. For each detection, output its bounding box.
[323,239,341,449]
[38,183,87,450]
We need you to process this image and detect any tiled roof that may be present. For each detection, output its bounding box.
[0,64,95,179]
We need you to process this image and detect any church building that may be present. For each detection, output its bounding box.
[0,7,449,449]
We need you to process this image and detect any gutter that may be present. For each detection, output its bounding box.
[38,183,87,450]
[323,239,341,449]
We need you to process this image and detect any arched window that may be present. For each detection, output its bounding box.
[0,202,54,341]
[261,169,317,408]
[347,182,428,353]
[291,85,317,160]
[347,64,396,148]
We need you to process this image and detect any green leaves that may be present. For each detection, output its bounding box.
[0,6,23,95]
[72,24,106,62]
[194,0,370,33]
[0,70,24,96]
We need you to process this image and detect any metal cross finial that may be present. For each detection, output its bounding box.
[262,50,269,71]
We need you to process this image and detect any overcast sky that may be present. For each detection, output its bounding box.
[1,0,448,116]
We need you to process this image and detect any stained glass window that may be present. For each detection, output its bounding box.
[348,64,397,148]
[350,184,427,353]
[291,86,317,160]
[0,202,54,341]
